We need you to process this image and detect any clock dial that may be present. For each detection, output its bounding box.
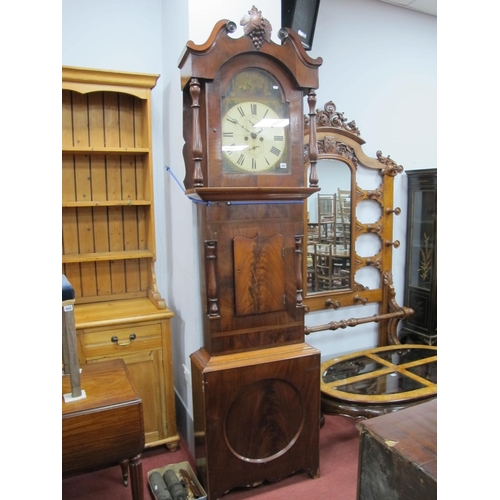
[221,101,288,173]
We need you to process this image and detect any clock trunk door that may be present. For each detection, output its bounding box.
[201,202,305,356]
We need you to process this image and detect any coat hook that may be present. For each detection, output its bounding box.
[325,298,340,309]
[386,207,401,215]
[385,240,400,248]
[354,295,368,305]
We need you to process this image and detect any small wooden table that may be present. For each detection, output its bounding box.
[62,359,145,500]
[356,399,437,499]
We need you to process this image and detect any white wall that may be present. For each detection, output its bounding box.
[62,0,436,454]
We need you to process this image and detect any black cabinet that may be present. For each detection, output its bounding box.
[400,169,437,345]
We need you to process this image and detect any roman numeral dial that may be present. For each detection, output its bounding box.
[221,101,288,173]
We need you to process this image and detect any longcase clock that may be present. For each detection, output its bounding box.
[179,7,323,499]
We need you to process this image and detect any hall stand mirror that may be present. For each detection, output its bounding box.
[303,100,411,346]
[306,160,353,293]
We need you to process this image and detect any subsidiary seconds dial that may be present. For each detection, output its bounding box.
[221,101,288,173]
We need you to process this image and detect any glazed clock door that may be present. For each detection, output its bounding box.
[221,68,290,174]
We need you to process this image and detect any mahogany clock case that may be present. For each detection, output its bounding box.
[179,8,323,500]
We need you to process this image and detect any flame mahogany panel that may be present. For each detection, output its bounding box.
[233,233,285,316]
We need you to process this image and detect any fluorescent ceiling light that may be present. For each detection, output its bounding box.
[253,119,290,128]
[222,145,248,152]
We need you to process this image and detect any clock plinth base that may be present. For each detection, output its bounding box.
[190,343,321,500]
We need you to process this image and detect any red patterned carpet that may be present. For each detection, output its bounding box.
[62,414,360,500]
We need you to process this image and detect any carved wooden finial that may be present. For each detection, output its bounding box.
[240,5,272,49]
[376,150,404,177]
[315,101,361,136]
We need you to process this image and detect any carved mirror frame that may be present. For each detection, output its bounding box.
[303,100,404,322]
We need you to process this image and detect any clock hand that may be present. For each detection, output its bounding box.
[244,125,261,139]
[230,117,262,138]
[248,120,264,137]
[231,118,255,136]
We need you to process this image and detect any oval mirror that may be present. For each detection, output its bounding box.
[305,159,353,295]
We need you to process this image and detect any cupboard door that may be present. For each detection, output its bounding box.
[401,169,437,345]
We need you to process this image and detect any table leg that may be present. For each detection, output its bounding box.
[119,459,129,486]
[129,454,144,500]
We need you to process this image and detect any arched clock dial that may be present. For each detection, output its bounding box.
[221,101,288,173]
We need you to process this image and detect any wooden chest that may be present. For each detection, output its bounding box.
[356,399,437,500]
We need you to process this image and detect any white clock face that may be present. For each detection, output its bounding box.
[221,101,288,173]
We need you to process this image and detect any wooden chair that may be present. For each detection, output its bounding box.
[337,188,351,249]
[314,244,333,291]
[306,247,316,292]
[314,243,350,292]
[317,194,336,244]
[333,257,350,289]
[307,222,319,243]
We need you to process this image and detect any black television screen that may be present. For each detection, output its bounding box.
[281,0,321,51]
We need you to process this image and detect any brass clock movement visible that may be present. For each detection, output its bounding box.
[179,6,323,500]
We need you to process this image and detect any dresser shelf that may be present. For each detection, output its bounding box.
[62,250,154,264]
[63,200,152,208]
[62,66,159,304]
[63,147,149,155]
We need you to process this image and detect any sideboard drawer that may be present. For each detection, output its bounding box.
[82,323,162,359]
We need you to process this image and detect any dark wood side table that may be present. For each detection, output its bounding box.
[62,359,145,500]
[356,399,437,500]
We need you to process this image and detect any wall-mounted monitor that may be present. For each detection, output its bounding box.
[282,0,321,51]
